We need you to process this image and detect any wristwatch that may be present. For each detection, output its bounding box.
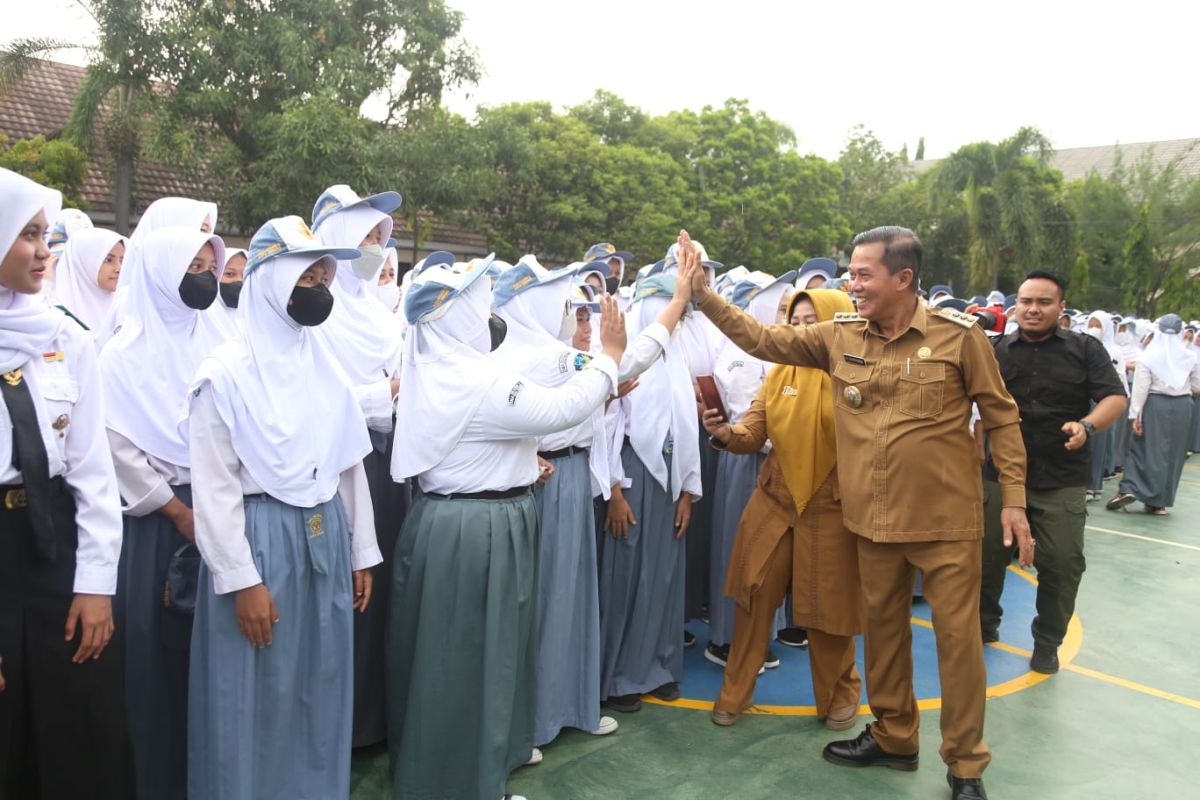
[1080,420,1096,438]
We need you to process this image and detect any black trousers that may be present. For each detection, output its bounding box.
[0,486,134,800]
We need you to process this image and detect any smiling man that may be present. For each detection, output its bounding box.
[676,225,1032,800]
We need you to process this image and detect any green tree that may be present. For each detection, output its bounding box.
[930,127,1076,293]
[0,134,90,207]
[1063,172,1136,310]
[837,125,907,234]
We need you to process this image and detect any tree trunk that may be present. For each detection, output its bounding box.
[409,205,420,266]
[114,153,133,235]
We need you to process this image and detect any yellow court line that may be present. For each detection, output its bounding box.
[1085,524,1200,553]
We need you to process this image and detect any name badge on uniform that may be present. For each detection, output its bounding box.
[782,385,798,397]
[843,354,866,366]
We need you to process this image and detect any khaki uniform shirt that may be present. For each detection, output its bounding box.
[698,292,1027,542]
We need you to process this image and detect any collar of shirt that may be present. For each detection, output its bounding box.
[863,297,927,342]
[1008,326,1070,347]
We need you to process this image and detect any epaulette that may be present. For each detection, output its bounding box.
[933,306,976,329]
[833,312,863,323]
[54,304,91,331]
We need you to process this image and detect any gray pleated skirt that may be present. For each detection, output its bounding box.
[598,442,686,698]
[708,450,766,646]
[188,494,354,800]
[1120,394,1193,508]
[1189,396,1200,452]
[532,449,600,744]
[116,484,193,800]
[685,426,717,620]
[386,489,538,800]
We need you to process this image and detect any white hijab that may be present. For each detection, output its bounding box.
[53,227,125,331]
[202,247,246,342]
[713,282,790,424]
[100,227,225,466]
[0,168,64,371]
[373,246,402,313]
[1139,318,1197,392]
[391,275,506,480]
[1087,310,1119,359]
[626,294,700,500]
[313,205,403,385]
[186,253,371,507]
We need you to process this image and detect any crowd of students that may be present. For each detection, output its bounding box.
[2,165,1199,800]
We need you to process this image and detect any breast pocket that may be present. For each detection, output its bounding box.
[897,362,945,419]
[832,361,874,415]
[40,377,79,461]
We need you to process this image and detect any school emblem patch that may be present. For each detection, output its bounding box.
[307,513,325,538]
[573,352,593,371]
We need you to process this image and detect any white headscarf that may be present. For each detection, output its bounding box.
[53,227,125,331]
[713,281,789,424]
[186,253,371,507]
[313,205,402,385]
[101,227,225,466]
[0,168,64,371]
[1139,316,1197,392]
[1087,310,1119,360]
[626,294,701,500]
[391,272,506,481]
[202,247,246,342]
[373,246,402,313]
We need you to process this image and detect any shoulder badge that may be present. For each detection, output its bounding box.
[934,307,977,329]
[833,312,863,324]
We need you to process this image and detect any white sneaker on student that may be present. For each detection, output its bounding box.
[523,747,543,767]
[589,716,619,736]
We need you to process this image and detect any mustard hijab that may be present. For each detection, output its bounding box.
[762,288,854,515]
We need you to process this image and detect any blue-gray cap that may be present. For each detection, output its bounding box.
[245,215,360,277]
[492,259,577,308]
[403,253,496,324]
[311,184,402,233]
[1157,313,1183,334]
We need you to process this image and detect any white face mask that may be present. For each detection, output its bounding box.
[1085,327,1103,340]
[1115,330,1134,347]
[350,244,386,281]
[557,306,577,340]
[375,282,401,312]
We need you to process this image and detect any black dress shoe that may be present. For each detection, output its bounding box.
[981,627,999,644]
[948,770,989,799]
[605,694,641,713]
[1030,644,1060,674]
[649,682,680,701]
[821,725,918,771]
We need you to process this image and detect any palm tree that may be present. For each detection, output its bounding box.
[930,127,1069,292]
[0,1,151,233]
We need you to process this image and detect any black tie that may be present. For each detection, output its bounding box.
[1,368,57,560]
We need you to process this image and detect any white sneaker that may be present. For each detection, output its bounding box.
[523,747,543,766]
[589,716,619,736]
[503,795,529,800]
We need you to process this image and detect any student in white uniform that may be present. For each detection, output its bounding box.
[99,225,226,799]
[0,167,133,797]
[184,216,382,800]
[51,227,126,334]
[388,255,627,800]
[206,247,246,340]
[310,183,407,748]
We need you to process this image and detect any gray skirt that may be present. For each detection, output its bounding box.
[386,489,538,800]
[188,494,354,800]
[1120,394,1193,508]
[532,449,600,744]
[598,442,686,698]
[1189,396,1200,452]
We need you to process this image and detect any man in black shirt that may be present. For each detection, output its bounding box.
[979,270,1127,673]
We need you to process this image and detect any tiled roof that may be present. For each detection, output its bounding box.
[0,58,488,255]
[910,138,1200,182]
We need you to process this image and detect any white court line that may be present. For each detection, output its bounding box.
[1086,524,1200,552]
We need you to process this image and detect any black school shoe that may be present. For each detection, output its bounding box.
[704,642,729,667]
[822,725,919,771]
[776,627,808,648]
[649,682,680,702]
[948,770,989,799]
[1030,644,1060,674]
[683,630,696,648]
[605,694,642,713]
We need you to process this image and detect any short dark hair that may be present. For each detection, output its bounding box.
[1021,269,1067,300]
[850,226,922,287]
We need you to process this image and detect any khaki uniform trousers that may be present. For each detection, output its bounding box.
[856,536,990,779]
[714,527,860,719]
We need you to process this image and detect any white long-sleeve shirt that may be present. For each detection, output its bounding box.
[417,354,619,495]
[187,388,383,595]
[0,318,123,594]
[1129,361,1200,419]
[107,429,189,516]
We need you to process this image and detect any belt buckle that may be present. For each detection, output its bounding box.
[4,488,27,510]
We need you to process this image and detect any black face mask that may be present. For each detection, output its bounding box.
[287,283,334,327]
[488,313,507,351]
[179,271,218,310]
[605,276,621,295]
[219,280,243,309]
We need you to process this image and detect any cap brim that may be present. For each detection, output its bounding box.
[363,191,403,215]
[246,245,361,277]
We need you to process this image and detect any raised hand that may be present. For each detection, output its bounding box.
[598,293,627,362]
[676,229,710,302]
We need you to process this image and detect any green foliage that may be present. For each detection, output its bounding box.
[837,125,907,235]
[0,134,89,207]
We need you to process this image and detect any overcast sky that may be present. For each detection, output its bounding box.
[6,0,1196,160]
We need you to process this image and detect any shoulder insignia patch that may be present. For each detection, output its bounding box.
[573,352,593,371]
[833,312,862,323]
[934,307,977,329]
[507,381,525,406]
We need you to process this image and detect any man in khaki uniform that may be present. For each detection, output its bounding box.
[674,227,1033,800]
